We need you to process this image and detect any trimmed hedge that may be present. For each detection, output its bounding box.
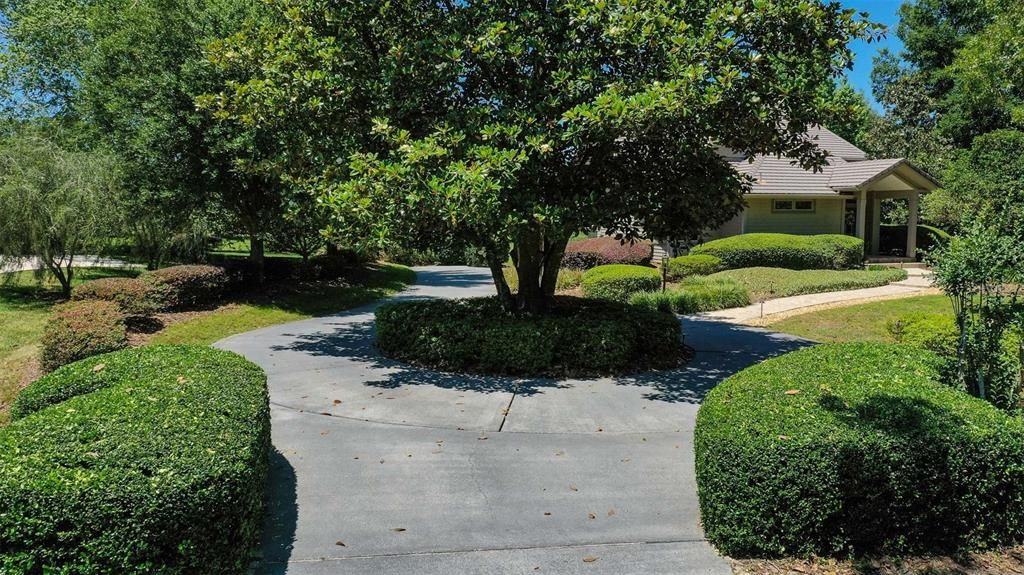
[665,254,723,280]
[696,343,1024,557]
[376,296,681,376]
[561,237,654,270]
[630,277,750,314]
[40,300,128,372]
[144,264,229,310]
[2,346,270,574]
[72,276,158,316]
[580,264,661,302]
[691,233,864,270]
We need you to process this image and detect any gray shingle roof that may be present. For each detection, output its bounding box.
[726,126,938,195]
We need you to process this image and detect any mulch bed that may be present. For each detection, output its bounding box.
[731,547,1024,575]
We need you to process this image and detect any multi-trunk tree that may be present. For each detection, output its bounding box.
[212,0,878,312]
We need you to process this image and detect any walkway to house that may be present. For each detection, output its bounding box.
[700,267,936,324]
[216,266,811,575]
[0,255,136,274]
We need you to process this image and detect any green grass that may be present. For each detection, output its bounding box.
[767,294,953,343]
[502,267,584,292]
[708,266,908,302]
[207,238,304,259]
[0,267,140,424]
[149,263,415,345]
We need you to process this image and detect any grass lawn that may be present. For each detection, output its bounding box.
[148,263,415,345]
[0,267,140,424]
[709,266,908,302]
[766,294,952,343]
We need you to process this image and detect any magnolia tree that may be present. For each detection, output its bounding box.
[211,0,877,312]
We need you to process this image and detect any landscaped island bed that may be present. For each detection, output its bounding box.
[376,296,682,376]
[0,346,269,573]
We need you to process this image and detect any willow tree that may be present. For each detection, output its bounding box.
[211,0,877,312]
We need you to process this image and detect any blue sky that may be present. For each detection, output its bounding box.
[843,0,905,110]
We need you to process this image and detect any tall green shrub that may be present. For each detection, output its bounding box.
[580,264,661,302]
[691,233,864,270]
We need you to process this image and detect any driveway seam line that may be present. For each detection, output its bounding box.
[271,537,713,564]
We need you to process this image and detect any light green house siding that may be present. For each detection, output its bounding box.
[743,197,845,235]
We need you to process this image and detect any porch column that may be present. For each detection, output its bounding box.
[856,189,867,240]
[871,192,881,256]
[906,190,919,258]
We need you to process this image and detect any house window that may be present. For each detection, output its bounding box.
[773,199,815,213]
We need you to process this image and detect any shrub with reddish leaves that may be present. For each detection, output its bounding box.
[144,265,229,310]
[40,300,127,372]
[561,237,653,270]
[72,277,158,316]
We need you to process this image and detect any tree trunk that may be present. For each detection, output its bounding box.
[486,249,515,310]
[249,232,266,286]
[509,224,569,314]
[44,256,73,299]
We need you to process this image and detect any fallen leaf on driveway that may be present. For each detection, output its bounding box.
[582,556,598,563]
[588,512,596,520]
[335,541,346,547]
[569,484,578,492]
[391,528,406,532]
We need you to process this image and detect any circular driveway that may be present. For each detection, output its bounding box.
[216,266,809,574]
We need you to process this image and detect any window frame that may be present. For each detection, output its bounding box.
[772,199,816,213]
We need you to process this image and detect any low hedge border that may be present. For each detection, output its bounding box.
[580,264,661,302]
[691,233,864,270]
[695,342,1024,557]
[561,237,654,270]
[2,345,270,574]
[376,296,681,376]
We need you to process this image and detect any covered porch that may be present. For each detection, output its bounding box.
[837,159,939,261]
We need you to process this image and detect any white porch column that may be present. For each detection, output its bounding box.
[871,192,881,256]
[856,189,867,240]
[906,190,919,258]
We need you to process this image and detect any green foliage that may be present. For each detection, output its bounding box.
[376,297,680,377]
[819,79,878,150]
[928,222,1024,408]
[0,132,122,297]
[144,265,229,311]
[1,346,270,573]
[580,264,661,302]
[665,255,723,281]
[630,276,749,314]
[887,313,960,358]
[711,266,907,301]
[40,300,127,372]
[208,0,878,311]
[503,267,583,293]
[71,276,159,316]
[939,129,1024,233]
[696,342,1024,557]
[691,234,864,271]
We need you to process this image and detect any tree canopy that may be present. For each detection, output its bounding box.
[210,0,878,311]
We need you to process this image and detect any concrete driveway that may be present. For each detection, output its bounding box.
[216,266,809,574]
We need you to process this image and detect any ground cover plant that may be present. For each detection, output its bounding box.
[630,277,750,314]
[696,342,1024,557]
[0,345,270,573]
[376,296,681,376]
[711,267,907,301]
[691,234,865,270]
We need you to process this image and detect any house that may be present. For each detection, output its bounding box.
[693,126,940,261]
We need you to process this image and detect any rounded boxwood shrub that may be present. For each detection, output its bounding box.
[72,276,158,316]
[695,342,1024,557]
[690,233,864,270]
[376,296,681,376]
[630,277,749,314]
[665,254,723,280]
[40,300,128,372]
[561,237,654,270]
[144,264,229,310]
[580,264,661,302]
[2,345,270,574]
